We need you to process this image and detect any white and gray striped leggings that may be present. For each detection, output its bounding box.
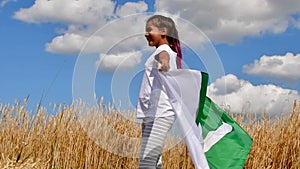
[138,115,175,169]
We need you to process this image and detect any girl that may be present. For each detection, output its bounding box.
[136,15,182,169]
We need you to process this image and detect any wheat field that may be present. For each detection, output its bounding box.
[0,98,299,169]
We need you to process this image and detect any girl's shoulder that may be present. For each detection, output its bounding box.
[155,44,177,70]
[156,44,176,55]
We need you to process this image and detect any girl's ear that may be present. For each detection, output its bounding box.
[160,27,167,36]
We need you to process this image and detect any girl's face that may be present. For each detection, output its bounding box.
[145,21,167,47]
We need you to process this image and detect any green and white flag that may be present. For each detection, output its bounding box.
[197,72,253,169]
[200,96,253,169]
[159,70,253,169]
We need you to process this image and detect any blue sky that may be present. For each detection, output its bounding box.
[1,0,300,114]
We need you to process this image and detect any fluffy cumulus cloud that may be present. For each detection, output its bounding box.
[207,74,300,114]
[14,0,116,24]
[96,51,142,72]
[44,16,147,56]
[45,33,89,55]
[243,52,300,84]
[116,1,148,16]
[155,0,300,44]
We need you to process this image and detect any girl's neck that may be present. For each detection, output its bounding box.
[156,41,169,48]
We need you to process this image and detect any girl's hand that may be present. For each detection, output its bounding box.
[156,51,170,72]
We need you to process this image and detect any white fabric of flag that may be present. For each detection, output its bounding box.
[159,69,210,169]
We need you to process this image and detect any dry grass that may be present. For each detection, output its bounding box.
[0,98,299,169]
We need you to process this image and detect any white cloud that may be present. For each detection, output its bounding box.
[45,33,88,55]
[155,0,300,44]
[207,74,300,114]
[96,51,142,72]
[13,0,116,25]
[116,1,148,16]
[243,52,300,84]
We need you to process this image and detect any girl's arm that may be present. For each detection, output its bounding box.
[156,51,170,72]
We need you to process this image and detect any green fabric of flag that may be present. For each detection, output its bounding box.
[197,72,253,169]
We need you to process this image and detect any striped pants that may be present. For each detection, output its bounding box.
[138,115,175,169]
